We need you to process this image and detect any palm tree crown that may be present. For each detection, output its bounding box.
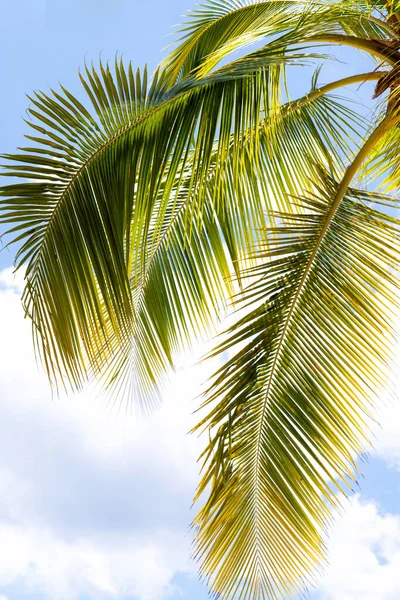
[1,1,400,598]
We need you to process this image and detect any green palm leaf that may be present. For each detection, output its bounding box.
[0,46,366,401]
[193,158,400,599]
[1,56,276,396]
[162,0,393,83]
[1,1,399,597]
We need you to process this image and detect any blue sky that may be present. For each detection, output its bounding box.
[0,2,399,600]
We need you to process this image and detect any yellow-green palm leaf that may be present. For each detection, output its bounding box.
[0,0,399,598]
[194,164,400,599]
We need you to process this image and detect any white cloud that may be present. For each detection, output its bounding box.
[0,266,25,294]
[0,269,213,600]
[0,524,191,600]
[373,358,400,470]
[373,408,400,470]
[317,496,400,600]
[1,266,400,600]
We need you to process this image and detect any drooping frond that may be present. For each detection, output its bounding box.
[0,57,266,397]
[0,41,370,404]
[193,165,400,599]
[0,50,325,397]
[162,0,393,84]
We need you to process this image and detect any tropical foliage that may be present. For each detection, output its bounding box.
[1,1,400,598]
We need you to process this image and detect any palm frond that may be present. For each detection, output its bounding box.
[1,2,399,597]
[162,0,392,84]
[0,37,371,401]
[0,50,323,399]
[192,137,400,597]
[362,85,400,191]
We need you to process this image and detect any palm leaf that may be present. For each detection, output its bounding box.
[2,56,268,396]
[0,47,368,402]
[0,54,282,392]
[162,0,393,84]
[192,122,400,599]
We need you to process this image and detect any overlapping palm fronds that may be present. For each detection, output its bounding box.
[0,38,366,399]
[0,54,289,397]
[1,0,400,598]
[162,0,394,83]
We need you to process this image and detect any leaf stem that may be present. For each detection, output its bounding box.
[280,71,384,117]
[310,34,399,65]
